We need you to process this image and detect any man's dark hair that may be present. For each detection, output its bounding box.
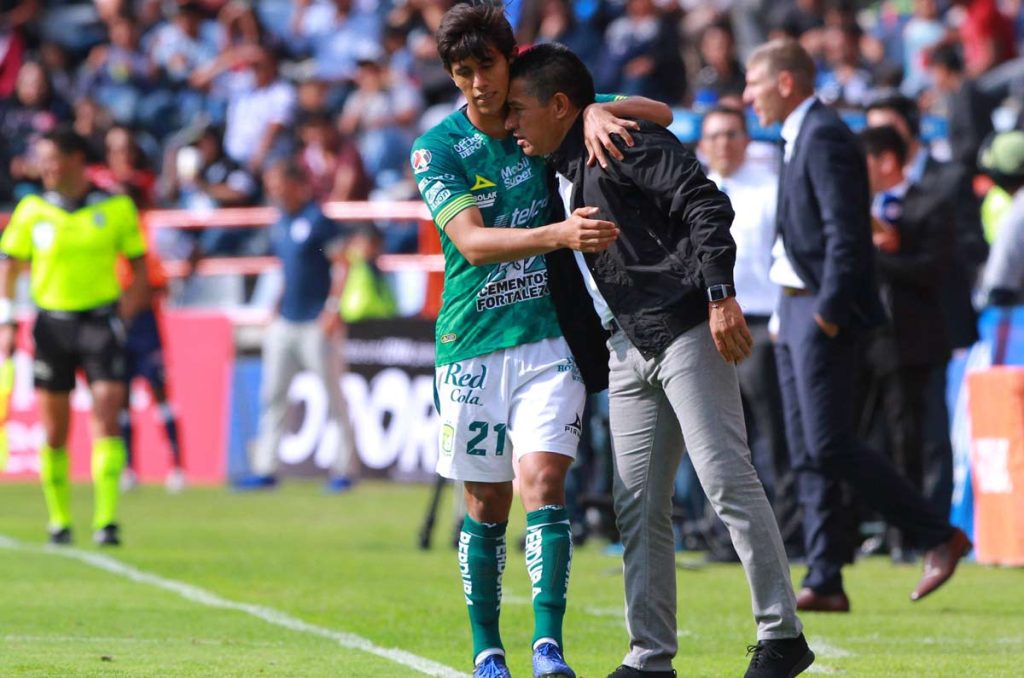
[41,126,90,159]
[268,157,307,183]
[866,93,921,139]
[928,43,963,73]
[701,105,748,135]
[859,125,908,166]
[436,3,516,72]
[508,42,595,109]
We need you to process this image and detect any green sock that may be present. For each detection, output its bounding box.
[525,505,573,649]
[91,437,126,530]
[459,515,507,664]
[39,444,71,530]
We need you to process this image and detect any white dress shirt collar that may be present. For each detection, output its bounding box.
[780,96,817,161]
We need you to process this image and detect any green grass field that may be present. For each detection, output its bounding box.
[0,481,1021,677]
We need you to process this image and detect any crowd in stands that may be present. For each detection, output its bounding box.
[0,0,1022,266]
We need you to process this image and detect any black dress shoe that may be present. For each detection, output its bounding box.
[606,666,676,677]
[744,634,815,678]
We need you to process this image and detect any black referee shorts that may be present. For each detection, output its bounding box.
[32,304,128,392]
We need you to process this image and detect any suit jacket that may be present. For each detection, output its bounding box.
[777,100,885,329]
[875,183,954,367]
[917,156,988,349]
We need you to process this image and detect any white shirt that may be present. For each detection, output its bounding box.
[224,76,296,164]
[555,172,616,328]
[770,96,818,289]
[707,162,779,317]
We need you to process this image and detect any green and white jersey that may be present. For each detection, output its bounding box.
[412,108,562,366]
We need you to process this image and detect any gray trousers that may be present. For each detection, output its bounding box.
[608,322,801,671]
[253,318,355,477]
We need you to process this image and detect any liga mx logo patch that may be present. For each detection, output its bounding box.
[411,149,432,174]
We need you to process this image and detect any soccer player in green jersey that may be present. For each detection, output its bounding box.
[0,128,150,547]
[412,5,671,677]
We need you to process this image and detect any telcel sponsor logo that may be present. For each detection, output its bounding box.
[509,197,549,227]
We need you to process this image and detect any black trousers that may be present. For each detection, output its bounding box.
[774,294,953,594]
[738,317,802,555]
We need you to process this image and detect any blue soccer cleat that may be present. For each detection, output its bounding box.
[232,474,278,491]
[474,654,512,678]
[533,642,576,678]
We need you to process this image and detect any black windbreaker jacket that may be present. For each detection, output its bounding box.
[544,116,736,388]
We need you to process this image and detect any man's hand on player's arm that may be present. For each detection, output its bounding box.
[444,205,617,266]
[584,96,673,168]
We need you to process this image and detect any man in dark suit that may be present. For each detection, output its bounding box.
[865,94,988,516]
[857,125,955,557]
[742,39,971,612]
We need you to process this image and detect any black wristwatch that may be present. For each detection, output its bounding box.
[706,284,736,303]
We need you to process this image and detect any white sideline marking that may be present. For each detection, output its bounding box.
[812,639,853,659]
[0,535,465,677]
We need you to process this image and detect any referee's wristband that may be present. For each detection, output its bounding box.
[0,298,13,325]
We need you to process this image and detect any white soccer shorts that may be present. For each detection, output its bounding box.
[434,336,586,482]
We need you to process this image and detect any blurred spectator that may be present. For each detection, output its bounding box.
[0,0,39,98]
[0,61,70,202]
[217,0,264,48]
[288,0,381,83]
[859,125,955,559]
[386,0,456,106]
[900,0,949,96]
[160,124,260,260]
[86,126,157,208]
[39,41,74,99]
[594,0,686,104]
[193,44,296,173]
[694,18,746,107]
[952,0,1017,78]
[817,21,874,107]
[927,42,997,174]
[338,46,421,189]
[516,0,603,70]
[978,130,1024,306]
[147,0,224,86]
[295,110,370,203]
[768,0,825,41]
[72,97,114,165]
[77,12,159,127]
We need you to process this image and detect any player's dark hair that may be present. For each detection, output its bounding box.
[41,126,90,159]
[508,42,595,109]
[866,93,921,139]
[702,105,748,135]
[859,125,908,167]
[436,3,517,72]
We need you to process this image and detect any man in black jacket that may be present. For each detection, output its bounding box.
[857,125,954,557]
[742,38,970,613]
[506,43,811,678]
[865,94,988,516]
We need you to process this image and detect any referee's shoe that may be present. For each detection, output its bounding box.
[93,523,121,547]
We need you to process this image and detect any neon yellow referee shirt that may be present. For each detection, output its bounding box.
[0,190,147,312]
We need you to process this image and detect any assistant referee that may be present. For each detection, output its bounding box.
[0,127,150,546]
